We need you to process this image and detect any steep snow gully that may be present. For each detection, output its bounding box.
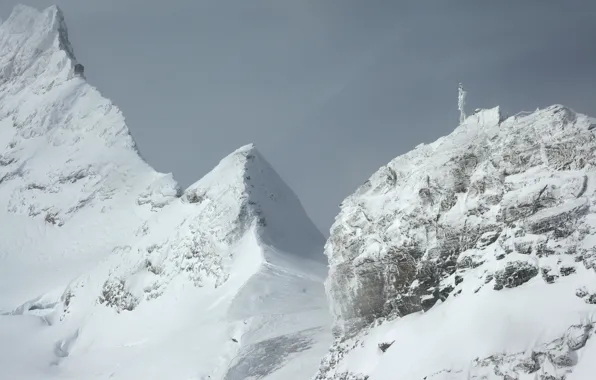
[2,4,596,380]
[0,5,330,380]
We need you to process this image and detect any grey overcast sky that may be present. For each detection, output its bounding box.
[2,1,596,233]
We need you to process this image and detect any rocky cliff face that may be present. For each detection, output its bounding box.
[318,106,596,379]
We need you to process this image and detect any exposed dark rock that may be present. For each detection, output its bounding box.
[378,341,394,353]
[420,292,439,312]
[513,239,534,254]
[551,353,574,367]
[515,351,541,373]
[536,244,557,258]
[526,201,589,237]
[458,255,485,269]
[0,155,15,166]
[97,279,139,312]
[439,285,454,300]
[74,63,84,76]
[559,266,576,276]
[494,261,538,290]
[565,323,593,350]
[44,211,63,226]
[541,268,558,284]
[186,190,206,204]
[575,287,589,298]
[58,167,92,184]
[476,230,501,248]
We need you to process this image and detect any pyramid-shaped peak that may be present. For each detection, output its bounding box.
[186,143,264,190]
[185,143,288,201]
[215,142,262,169]
[233,142,258,154]
[184,144,325,257]
[185,144,267,201]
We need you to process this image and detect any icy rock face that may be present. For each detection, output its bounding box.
[318,106,596,379]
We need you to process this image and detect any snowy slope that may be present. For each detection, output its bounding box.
[0,4,178,310]
[316,107,596,380]
[0,5,330,380]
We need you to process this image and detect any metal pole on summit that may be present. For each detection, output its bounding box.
[458,83,467,124]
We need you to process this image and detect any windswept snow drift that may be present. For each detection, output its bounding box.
[0,5,330,379]
[316,106,596,380]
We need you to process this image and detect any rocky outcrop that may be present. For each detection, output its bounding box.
[315,321,595,380]
[325,106,596,337]
[440,322,594,380]
[318,105,596,379]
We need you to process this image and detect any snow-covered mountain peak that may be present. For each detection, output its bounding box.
[185,143,264,195]
[185,143,325,258]
[0,3,171,232]
[1,7,330,379]
[5,4,66,38]
[0,4,78,85]
[317,104,596,380]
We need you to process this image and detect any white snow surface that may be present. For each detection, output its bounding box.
[0,5,330,380]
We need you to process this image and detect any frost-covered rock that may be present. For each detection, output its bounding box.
[319,106,596,379]
[0,5,330,380]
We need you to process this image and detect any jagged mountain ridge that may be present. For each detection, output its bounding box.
[0,4,177,309]
[316,106,596,379]
[0,5,330,380]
